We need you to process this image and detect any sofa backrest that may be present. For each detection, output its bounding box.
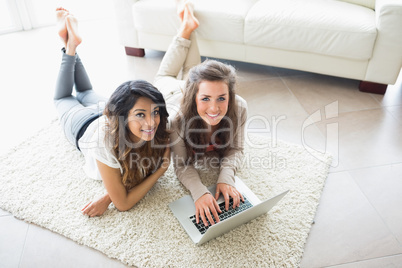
[336,0,375,9]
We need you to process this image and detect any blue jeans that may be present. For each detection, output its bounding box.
[54,50,106,149]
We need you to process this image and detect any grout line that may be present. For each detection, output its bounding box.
[18,224,30,268]
[0,208,12,218]
[368,90,383,107]
[278,74,395,117]
[324,253,402,267]
[335,161,402,174]
[318,106,391,118]
[384,106,402,123]
[237,76,280,84]
[279,75,359,117]
[349,168,402,248]
[278,76,299,98]
[278,76,311,119]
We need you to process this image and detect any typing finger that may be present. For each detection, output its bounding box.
[224,193,230,211]
[232,192,239,209]
[195,208,200,224]
[205,208,215,226]
[239,191,245,202]
[211,207,220,224]
[214,197,222,214]
[214,189,220,200]
[201,209,209,226]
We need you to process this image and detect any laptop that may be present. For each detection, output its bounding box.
[169,176,288,245]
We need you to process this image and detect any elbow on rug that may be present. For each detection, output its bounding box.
[114,203,133,212]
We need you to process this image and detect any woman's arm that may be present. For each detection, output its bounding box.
[217,95,248,186]
[215,96,248,210]
[82,147,170,216]
[170,121,209,202]
[171,122,222,226]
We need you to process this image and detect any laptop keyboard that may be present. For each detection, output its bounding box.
[189,197,253,234]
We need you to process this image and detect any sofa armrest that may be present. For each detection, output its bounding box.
[112,0,140,48]
[365,0,402,84]
[376,0,402,41]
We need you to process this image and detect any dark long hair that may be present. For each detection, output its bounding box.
[176,59,239,161]
[103,80,169,190]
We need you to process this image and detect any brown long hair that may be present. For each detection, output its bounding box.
[104,80,169,190]
[176,60,239,161]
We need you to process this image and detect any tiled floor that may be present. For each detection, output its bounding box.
[1,7,402,268]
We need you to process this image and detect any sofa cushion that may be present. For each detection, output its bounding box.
[191,0,258,44]
[133,0,178,37]
[245,0,377,60]
[336,0,375,10]
[133,0,257,44]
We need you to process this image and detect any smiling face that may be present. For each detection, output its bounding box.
[127,97,160,143]
[195,80,229,127]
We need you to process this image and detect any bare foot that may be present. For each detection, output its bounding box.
[56,7,69,46]
[176,0,185,21]
[185,2,198,28]
[65,15,82,56]
[178,2,199,39]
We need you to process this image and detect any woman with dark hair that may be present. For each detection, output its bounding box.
[154,3,248,227]
[54,8,170,217]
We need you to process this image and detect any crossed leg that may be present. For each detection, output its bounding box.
[154,2,200,92]
[53,9,106,147]
[154,2,201,119]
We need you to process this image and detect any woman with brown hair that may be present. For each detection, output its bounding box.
[154,2,248,227]
[54,8,170,217]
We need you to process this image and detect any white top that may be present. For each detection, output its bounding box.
[78,115,123,180]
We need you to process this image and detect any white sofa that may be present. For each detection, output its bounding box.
[112,0,402,94]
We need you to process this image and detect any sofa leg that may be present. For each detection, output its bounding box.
[359,81,388,95]
[125,47,145,57]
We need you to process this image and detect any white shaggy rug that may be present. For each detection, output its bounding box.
[0,120,331,267]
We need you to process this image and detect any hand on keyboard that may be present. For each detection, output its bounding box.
[214,183,245,211]
[190,197,252,234]
[195,193,222,226]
